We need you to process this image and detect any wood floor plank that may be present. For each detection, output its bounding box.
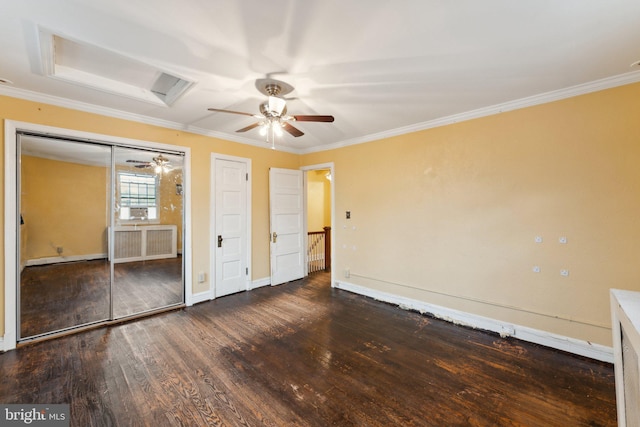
[0,271,616,426]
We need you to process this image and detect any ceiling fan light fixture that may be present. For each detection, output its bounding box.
[209,78,334,145]
[153,155,171,173]
[268,96,287,115]
[153,155,169,165]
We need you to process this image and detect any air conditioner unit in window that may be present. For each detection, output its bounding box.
[130,207,148,219]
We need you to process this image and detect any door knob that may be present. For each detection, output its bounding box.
[272,232,277,243]
[217,235,223,247]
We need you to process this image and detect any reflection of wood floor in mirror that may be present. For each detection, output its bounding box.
[113,257,183,318]
[19,257,183,339]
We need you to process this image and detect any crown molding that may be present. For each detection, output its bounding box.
[3,70,640,156]
[299,70,640,154]
[0,85,300,154]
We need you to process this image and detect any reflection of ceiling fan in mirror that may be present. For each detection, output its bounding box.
[208,78,334,147]
[126,154,171,173]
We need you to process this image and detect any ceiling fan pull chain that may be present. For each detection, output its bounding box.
[270,123,275,150]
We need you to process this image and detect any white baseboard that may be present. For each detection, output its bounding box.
[190,277,271,305]
[334,280,613,363]
[25,253,107,267]
[249,277,270,290]
[189,290,213,305]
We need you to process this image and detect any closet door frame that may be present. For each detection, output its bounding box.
[3,120,193,352]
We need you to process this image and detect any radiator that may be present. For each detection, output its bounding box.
[111,225,177,263]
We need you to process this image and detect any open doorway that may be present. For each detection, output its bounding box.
[303,163,334,280]
[306,169,332,273]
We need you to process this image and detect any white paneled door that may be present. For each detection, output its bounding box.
[269,168,305,286]
[215,158,248,297]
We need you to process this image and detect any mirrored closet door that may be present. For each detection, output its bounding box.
[112,147,184,318]
[19,136,112,339]
[18,134,185,341]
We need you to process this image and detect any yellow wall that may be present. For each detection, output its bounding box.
[21,155,108,260]
[4,82,640,348]
[158,168,184,252]
[307,169,331,231]
[0,95,299,337]
[302,82,640,347]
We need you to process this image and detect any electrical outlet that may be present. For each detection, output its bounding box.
[344,269,350,278]
[56,246,63,255]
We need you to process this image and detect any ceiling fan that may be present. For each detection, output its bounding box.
[126,154,171,173]
[208,78,334,147]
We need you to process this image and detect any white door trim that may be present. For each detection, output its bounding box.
[210,153,252,299]
[301,163,335,288]
[3,120,193,351]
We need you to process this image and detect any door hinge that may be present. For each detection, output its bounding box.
[246,267,249,275]
[246,173,248,181]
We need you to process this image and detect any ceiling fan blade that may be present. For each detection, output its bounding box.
[282,122,304,137]
[236,122,261,133]
[293,115,335,122]
[135,164,150,168]
[208,108,256,117]
[126,159,150,164]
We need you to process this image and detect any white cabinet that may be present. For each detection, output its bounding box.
[611,289,640,426]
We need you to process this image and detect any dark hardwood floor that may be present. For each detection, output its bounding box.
[20,259,110,338]
[2,271,616,426]
[113,257,183,318]
[20,257,183,339]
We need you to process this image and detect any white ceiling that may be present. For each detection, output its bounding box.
[20,134,185,167]
[1,0,640,153]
